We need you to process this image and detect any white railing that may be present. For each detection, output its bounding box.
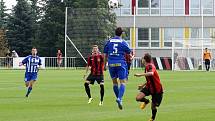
[0,57,144,69]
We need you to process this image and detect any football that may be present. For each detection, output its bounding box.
[108,0,119,9]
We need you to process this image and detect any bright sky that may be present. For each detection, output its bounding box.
[5,0,17,9]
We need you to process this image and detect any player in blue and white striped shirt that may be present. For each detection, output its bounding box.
[19,47,42,97]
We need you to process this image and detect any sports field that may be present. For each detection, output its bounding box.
[0,69,214,121]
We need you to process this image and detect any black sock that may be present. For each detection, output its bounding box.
[139,97,149,104]
[84,83,91,98]
[152,109,157,120]
[100,85,104,102]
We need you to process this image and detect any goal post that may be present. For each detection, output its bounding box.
[172,38,215,71]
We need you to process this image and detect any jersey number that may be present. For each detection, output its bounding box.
[113,44,118,54]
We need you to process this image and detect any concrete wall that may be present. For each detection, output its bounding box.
[117,16,215,28]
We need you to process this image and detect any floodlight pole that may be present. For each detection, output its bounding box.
[64,7,68,69]
[132,6,136,69]
[201,5,204,70]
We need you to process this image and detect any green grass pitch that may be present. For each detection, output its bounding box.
[0,69,215,121]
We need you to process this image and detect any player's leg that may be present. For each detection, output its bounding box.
[84,74,94,103]
[26,80,35,97]
[25,73,37,97]
[99,83,104,106]
[108,66,119,98]
[96,75,104,106]
[208,60,211,71]
[149,93,163,121]
[115,66,128,110]
[136,88,150,110]
[118,66,128,101]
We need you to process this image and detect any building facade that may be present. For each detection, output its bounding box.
[115,0,215,57]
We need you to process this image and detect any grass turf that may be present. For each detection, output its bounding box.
[0,69,215,121]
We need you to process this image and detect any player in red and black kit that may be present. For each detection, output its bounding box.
[125,51,134,75]
[134,53,163,121]
[57,49,62,68]
[83,45,105,106]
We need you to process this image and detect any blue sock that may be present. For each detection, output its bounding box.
[118,84,125,101]
[26,87,32,96]
[113,84,119,98]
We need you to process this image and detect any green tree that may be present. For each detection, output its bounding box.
[37,0,116,57]
[7,0,34,56]
[65,0,116,57]
[0,0,9,56]
[38,0,65,56]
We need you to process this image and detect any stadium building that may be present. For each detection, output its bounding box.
[115,0,215,70]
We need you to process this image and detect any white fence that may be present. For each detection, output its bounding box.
[0,57,144,69]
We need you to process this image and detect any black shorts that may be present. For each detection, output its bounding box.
[140,87,163,107]
[205,59,210,65]
[86,73,104,85]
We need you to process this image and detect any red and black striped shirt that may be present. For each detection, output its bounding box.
[145,63,163,94]
[87,53,104,75]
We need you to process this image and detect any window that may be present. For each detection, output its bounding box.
[138,28,149,40]
[151,28,159,47]
[174,0,185,15]
[202,0,213,15]
[138,28,149,47]
[138,0,150,15]
[164,28,174,47]
[191,28,200,38]
[203,28,210,38]
[161,0,173,15]
[174,28,184,47]
[119,0,131,15]
[190,0,200,15]
[151,0,160,15]
[151,28,159,40]
[122,28,131,47]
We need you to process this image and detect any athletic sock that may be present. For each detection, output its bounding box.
[139,97,150,104]
[26,87,32,96]
[100,85,104,102]
[152,109,157,120]
[84,83,91,98]
[118,83,125,101]
[113,84,119,98]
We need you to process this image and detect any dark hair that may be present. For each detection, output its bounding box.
[205,48,208,49]
[115,27,123,36]
[143,53,152,63]
[32,47,37,49]
[92,45,98,48]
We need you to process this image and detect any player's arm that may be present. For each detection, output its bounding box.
[134,72,154,77]
[138,83,146,90]
[38,58,42,69]
[103,53,108,71]
[103,41,109,71]
[83,56,91,78]
[19,57,28,66]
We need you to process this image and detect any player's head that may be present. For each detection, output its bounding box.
[58,49,61,53]
[92,45,99,54]
[143,53,152,65]
[205,48,208,51]
[115,27,123,37]
[31,47,37,56]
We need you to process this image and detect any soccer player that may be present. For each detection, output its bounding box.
[57,49,62,68]
[83,45,105,106]
[203,48,212,71]
[134,53,163,121]
[19,47,42,97]
[125,51,134,75]
[104,27,131,110]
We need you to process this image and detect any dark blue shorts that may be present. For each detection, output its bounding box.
[24,73,38,82]
[108,64,128,80]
